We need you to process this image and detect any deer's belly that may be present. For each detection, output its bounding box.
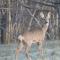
[23,33,44,46]
[24,36,42,45]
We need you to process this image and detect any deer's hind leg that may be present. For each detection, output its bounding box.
[16,42,23,60]
[16,47,20,60]
[23,41,32,60]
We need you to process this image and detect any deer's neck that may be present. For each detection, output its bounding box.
[42,19,49,33]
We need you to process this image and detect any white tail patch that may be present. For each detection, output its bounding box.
[40,12,44,18]
[18,35,24,41]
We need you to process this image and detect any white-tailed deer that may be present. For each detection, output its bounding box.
[16,12,51,60]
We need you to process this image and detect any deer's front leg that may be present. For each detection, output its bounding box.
[37,42,43,56]
[25,46,32,60]
[38,42,45,60]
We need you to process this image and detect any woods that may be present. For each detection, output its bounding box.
[0,0,60,44]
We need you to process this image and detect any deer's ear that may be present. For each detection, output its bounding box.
[40,12,44,18]
[46,12,51,19]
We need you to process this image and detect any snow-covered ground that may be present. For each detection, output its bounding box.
[0,40,60,60]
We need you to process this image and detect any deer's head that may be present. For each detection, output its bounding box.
[40,12,51,27]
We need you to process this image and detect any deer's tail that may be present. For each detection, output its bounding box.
[18,35,24,41]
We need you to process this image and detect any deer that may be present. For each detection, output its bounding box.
[16,12,51,60]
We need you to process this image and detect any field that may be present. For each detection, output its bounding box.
[0,40,60,60]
